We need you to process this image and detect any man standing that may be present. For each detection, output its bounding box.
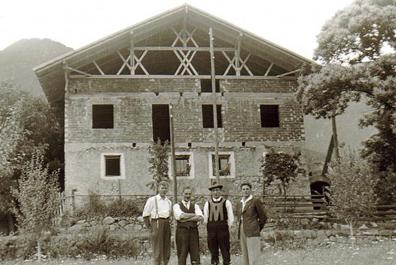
[173,186,204,265]
[142,181,172,265]
[204,182,234,265]
[236,182,267,265]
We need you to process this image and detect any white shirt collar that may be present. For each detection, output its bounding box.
[241,195,253,204]
[212,196,223,202]
[156,194,168,200]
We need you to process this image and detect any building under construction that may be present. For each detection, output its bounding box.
[34,5,312,198]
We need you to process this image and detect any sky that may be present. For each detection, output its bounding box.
[0,0,356,59]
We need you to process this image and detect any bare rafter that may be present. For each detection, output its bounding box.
[93,61,105,75]
[275,69,300,78]
[71,26,294,78]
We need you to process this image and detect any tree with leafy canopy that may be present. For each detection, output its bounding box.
[298,0,396,202]
[260,149,301,196]
[0,83,63,232]
[12,151,59,261]
[0,86,25,228]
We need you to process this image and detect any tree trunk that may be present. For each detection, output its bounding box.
[37,239,42,261]
[348,221,356,248]
[6,213,14,234]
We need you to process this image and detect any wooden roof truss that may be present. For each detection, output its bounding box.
[65,24,300,80]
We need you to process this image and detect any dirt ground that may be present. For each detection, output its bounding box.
[1,238,395,265]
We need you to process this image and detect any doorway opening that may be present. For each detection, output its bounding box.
[152,104,170,143]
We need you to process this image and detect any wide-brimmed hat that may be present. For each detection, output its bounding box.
[208,182,223,191]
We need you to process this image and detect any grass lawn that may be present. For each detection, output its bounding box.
[1,239,395,265]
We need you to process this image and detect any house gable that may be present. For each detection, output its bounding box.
[34,4,313,105]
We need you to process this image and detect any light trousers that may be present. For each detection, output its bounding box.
[240,223,261,265]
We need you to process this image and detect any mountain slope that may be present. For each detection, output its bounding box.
[0,38,73,97]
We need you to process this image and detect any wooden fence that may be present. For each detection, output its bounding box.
[57,192,396,222]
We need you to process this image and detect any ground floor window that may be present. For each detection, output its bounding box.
[168,152,194,179]
[101,153,125,179]
[209,151,235,178]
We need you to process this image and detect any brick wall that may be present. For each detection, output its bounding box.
[64,78,308,197]
[65,78,304,143]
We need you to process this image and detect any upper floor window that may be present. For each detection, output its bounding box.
[202,104,223,128]
[260,105,279,127]
[200,79,220,93]
[92,104,114,128]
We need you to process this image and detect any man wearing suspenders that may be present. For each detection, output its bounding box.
[143,181,172,265]
[203,182,234,265]
[173,186,204,265]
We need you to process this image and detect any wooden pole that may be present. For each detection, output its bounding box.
[209,27,220,183]
[235,34,242,76]
[331,115,340,160]
[130,31,135,75]
[169,104,178,203]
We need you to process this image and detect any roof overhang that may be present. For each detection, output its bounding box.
[34,4,315,105]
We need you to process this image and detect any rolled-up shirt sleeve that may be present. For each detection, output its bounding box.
[173,203,182,220]
[142,197,154,218]
[195,204,204,217]
[203,201,209,223]
[226,200,234,227]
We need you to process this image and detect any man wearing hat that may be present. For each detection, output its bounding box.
[236,182,267,265]
[203,182,234,265]
[142,180,172,265]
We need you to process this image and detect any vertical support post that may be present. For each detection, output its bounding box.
[63,60,70,94]
[118,179,122,202]
[209,27,220,183]
[169,104,178,203]
[235,34,242,76]
[130,31,135,75]
[331,114,340,160]
[71,189,77,215]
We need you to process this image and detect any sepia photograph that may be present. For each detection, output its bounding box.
[0,0,395,264]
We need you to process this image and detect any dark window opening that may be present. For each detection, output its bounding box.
[200,79,220,93]
[202,104,222,128]
[260,105,279,127]
[105,155,121,176]
[92,104,114,128]
[310,181,330,210]
[212,154,231,176]
[152,104,170,143]
[175,155,191,177]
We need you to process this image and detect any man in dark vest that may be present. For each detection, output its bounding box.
[203,182,234,265]
[236,182,267,265]
[173,186,204,265]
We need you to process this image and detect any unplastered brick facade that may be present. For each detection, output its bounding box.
[64,78,308,197]
[35,5,313,201]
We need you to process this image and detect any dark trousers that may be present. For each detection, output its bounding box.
[151,218,171,265]
[176,226,200,265]
[207,222,230,265]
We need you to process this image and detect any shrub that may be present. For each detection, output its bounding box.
[0,228,141,260]
[327,151,378,246]
[47,227,140,259]
[11,151,60,260]
[75,194,142,220]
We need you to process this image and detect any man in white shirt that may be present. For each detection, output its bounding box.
[173,186,204,265]
[203,182,234,265]
[142,181,172,265]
